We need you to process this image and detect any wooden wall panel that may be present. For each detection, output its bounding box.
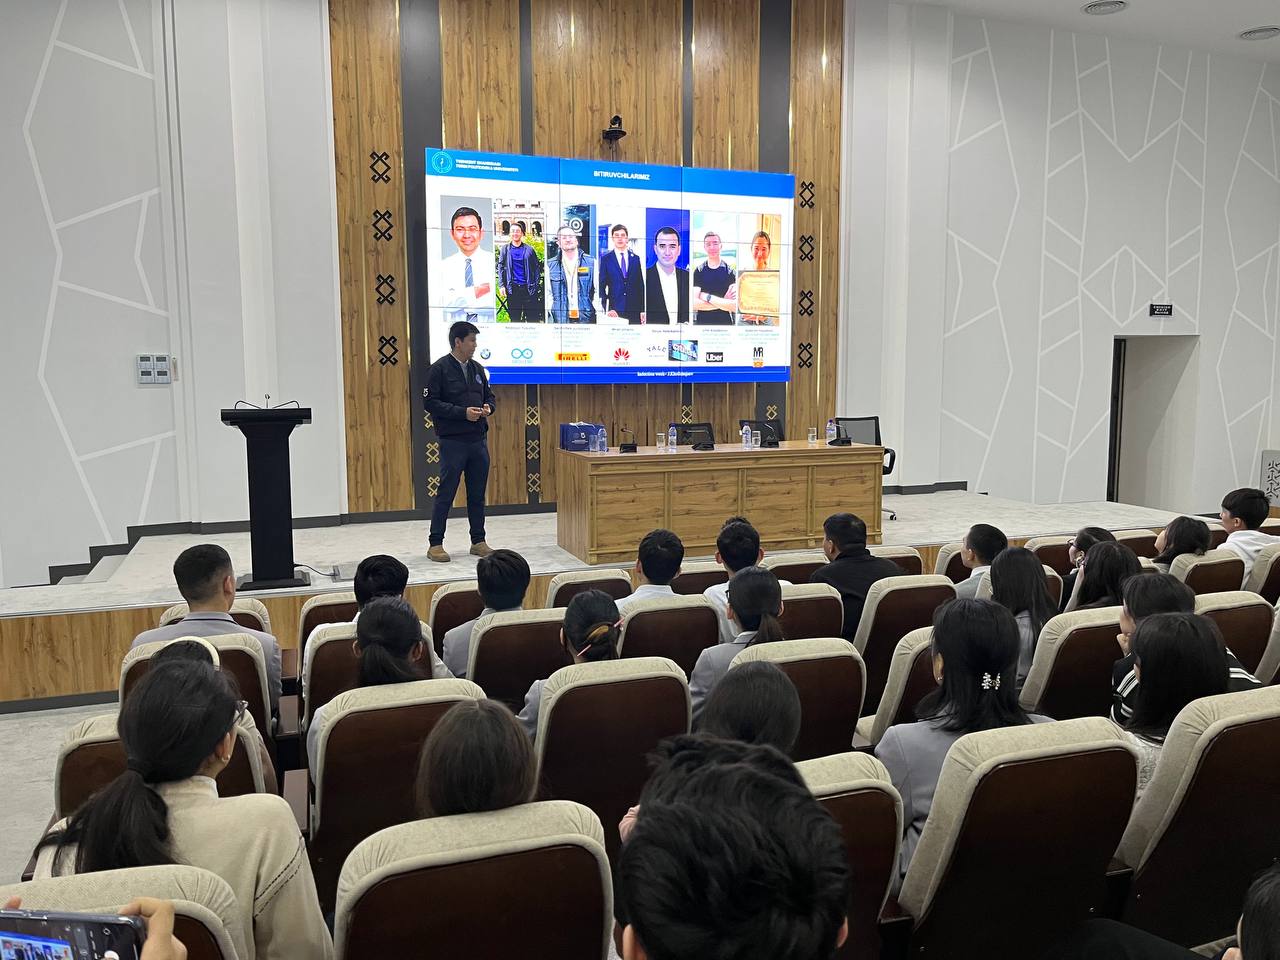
[331,0,415,512]
[439,0,521,151]
[788,0,843,438]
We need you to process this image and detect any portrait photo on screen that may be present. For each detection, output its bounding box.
[546,207,598,325]
[643,207,691,325]
[736,212,782,325]
[438,196,496,324]
[493,199,546,323]
[594,208,646,325]
[689,211,740,327]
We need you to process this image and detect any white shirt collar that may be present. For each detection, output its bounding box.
[967,564,991,580]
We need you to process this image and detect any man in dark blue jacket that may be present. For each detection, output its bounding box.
[810,512,901,641]
[423,320,497,562]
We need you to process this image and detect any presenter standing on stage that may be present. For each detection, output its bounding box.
[424,320,496,563]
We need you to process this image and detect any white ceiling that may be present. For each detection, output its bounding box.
[904,0,1280,62]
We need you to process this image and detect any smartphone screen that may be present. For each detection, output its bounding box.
[0,911,143,960]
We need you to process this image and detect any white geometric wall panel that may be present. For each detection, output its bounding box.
[940,14,1280,507]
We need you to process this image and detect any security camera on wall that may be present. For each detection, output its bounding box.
[602,114,626,159]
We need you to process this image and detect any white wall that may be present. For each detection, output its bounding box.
[0,0,345,587]
[1117,336,1201,512]
[840,0,1280,511]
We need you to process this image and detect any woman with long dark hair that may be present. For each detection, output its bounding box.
[689,566,785,720]
[1060,526,1116,612]
[306,595,427,769]
[1151,515,1211,572]
[1068,541,1142,611]
[517,588,622,740]
[416,699,536,818]
[876,599,1050,884]
[35,660,332,959]
[989,547,1058,686]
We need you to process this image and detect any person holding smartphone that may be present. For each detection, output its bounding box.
[1,898,184,960]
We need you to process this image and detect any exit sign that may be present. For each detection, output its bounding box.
[1149,303,1173,317]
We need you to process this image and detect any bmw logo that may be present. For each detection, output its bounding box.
[429,151,454,174]
[479,348,491,360]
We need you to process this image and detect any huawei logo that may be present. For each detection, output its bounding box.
[613,347,631,362]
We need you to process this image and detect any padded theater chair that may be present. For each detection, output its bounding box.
[334,801,611,960]
[974,565,1063,607]
[544,568,633,608]
[854,628,936,748]
[1018,607,1124,720]
[797,752,902,960]
[932,542,969,583]
[302,620,438,730]
[1244,542,1280,604]
[0,866,246,960]
[534,657,689,861]
[871,545,925,576]
[669,560,728,596]
[1112,528,1159,559]
[731,639,866,761]
[1115,686,1280,949]
[617,595,719,677]
[1170,549,1246,595]
[468,609,570,711]
[1206,520,1229,548]
[56,710,270,819]
[888,718,1138,959]
[159,596,272,634]
[778,582,845,639]
[307,678,484,913]
[297,590,359,649]
[122,633,272,736]
[1194,591,1274,676]
[1023,535,1074,577]
[427,580,485,656]
[763,551,827,585]
[852,576,957,716]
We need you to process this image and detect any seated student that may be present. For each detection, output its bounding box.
[620,661,802,843]
[954,523,1009,600]
[517,589,621,741]
[689,566,784,721]
[615,736,851,960]
[1043,859,1280,960]
[810,512,901,641]
[1065,541,1141,611]
[302,554,408,676]
[1220,487,1280,582]
[989,546,1057,687]
[442,549,531,678]
[35,660,333,960]
[1060,526,1117,612]
[148,639,277,795]
[306,596,437,771]
[875,598,1049,885]
[1150,515,1211,573]
[1120,612,1230,799]
[132,544,282,715]
[415,699,536,818]
[705,517,790,644]
[616,529,685,617]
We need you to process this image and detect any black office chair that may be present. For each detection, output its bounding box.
[672,422,716,448]
[738,419,782,447]
[834,416,898,521]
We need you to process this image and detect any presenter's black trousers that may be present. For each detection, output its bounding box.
[430,436,489,546]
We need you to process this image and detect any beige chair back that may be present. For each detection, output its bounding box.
[1116,686,1280,947]
[777,582,845,640]
[669,559,728,595]
[334,801,611,960]
[1194,591,1274,676]
[797,753,902,960]
[731,639,866,761]
[618,595,718,677]
[302,620,437,728]
[898,718,1138,957]
[544,568,633,608]
[1244,543,1280,604]
[1018,607,1123,719]
[0,865,246,960]
[763,551,826,584]
[852,576,956,715]
[427,580,485,655]
[468,609,570,711]
[933,542,968,583]
[854,627,936,746]
[1113,528,1159,559]
[159,597,272,634]
[1170,549,1246,595]
[298,590,359,648]
[1023,535,1074,576]
[870,545,924,576]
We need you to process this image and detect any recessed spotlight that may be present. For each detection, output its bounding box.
[1239,26,1280,41]
[1082,0,1128,14]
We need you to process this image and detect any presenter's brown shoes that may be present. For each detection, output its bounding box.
[470,542,494,558]
[428,545,451,563]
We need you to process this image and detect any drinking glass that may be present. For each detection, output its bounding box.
[807,427,818,444]
[751,430,762,449]
[656,433,666,451]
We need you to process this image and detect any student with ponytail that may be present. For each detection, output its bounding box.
[306,595,431,770]
[875,598,1051,886]
[35,660,332,960]
[517,589,621,740]
[689,566,785,721]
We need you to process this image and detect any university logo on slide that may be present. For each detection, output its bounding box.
[429,151,454,174]
[752,346,765,368]
[613,347,631,363]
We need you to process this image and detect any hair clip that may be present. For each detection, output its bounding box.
[981,672,1001,690]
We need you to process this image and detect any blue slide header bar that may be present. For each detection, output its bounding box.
[427,149,794,200]
[490,365,790,385]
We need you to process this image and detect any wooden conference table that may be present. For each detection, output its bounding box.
[556,440,885,564]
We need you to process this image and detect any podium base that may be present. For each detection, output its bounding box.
[237,571,311,592]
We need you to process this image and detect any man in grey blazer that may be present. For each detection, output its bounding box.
[953,523,1008,600]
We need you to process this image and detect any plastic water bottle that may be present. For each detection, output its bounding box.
[741,423,752,449]
[668,424,678,451]
[598,426,608,452]
[826,419,838,445]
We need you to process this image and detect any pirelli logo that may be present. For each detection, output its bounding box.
[556,352,591,362]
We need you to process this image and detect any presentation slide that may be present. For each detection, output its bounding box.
[424,148,794,385]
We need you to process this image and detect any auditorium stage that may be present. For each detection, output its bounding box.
[1,491,1183,619]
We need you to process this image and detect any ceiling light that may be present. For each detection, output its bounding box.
[1239,26,1280,41]
[1081,1,1128,14]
